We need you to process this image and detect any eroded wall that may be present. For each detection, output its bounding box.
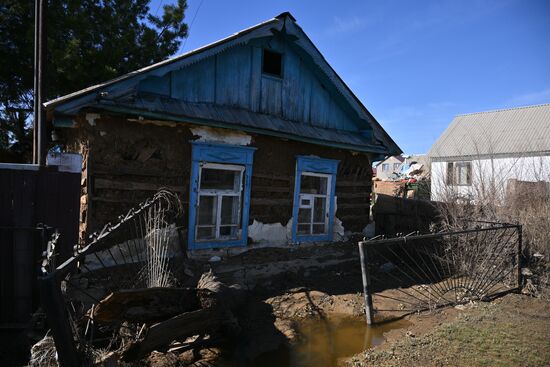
[65,113,372,247]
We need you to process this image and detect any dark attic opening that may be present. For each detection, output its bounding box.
[262,49,283,77]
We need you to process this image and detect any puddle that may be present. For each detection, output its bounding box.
[251,315,412,367]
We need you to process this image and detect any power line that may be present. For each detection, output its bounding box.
[154,0,164,18]
[181,0,205,52]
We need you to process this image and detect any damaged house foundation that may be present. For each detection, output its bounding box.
[45,12,400,256]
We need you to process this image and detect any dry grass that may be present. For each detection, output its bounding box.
[435,165,550,297]
[349,294,550,367]
[29,335,57,367]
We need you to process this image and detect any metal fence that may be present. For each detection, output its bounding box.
[358,222,522,324]
[39,190,184,366]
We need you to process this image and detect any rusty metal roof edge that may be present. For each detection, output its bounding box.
[91,104,389,154]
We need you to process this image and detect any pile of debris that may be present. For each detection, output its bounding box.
[35,191,248,366]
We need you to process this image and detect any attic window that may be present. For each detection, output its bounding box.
[262,49,282,77]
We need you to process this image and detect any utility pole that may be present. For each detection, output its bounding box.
[33,0,47,166]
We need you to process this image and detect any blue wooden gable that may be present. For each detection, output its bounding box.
[46,13,401,156]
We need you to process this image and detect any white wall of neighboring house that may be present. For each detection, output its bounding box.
[431,155,550,201]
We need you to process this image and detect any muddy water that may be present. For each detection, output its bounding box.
[251,315,411,367]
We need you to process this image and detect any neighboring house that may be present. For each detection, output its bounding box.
[44,13,401,252]
[374,155,404,180]
[429,103,550,201]
[399,154,430,179]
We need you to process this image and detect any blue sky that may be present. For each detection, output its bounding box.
[153,0,550,154]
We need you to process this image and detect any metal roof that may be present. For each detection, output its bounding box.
[429,103,550,160]
[94,94,389,154]
[45,12,401,156]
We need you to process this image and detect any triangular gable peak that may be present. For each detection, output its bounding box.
[46,13,400,155]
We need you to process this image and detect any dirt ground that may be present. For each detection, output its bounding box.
[19,243,550,367]
[347,293,550,367]
[248,288,549,367]
[228,246,550,367]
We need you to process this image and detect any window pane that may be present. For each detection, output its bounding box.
[200,168,242,191]
[313,197,327,222]
[197,227,216,240]
[198,196,217,225]
[220,226,239,238]
[312,224,326,234]
[298,207,312,224]
[456,163,471,185]
[300,175,328,194]
[221,195,240,225]
[297,224,310,235]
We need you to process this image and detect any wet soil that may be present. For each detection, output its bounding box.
[348,293,550,367]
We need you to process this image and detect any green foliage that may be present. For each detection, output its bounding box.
[0,0,188,161]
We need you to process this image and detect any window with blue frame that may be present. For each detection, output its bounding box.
[292,156,339,243]
[188,142,255,250]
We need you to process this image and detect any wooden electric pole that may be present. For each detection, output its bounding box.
[33,0,47,166]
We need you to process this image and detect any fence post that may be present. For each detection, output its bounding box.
[516,225,522,291]
[358,241,375,325]
[39,273,80,367]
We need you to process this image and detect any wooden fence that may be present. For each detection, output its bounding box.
[0,164,80,328]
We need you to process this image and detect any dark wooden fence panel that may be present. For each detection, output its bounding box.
[0,165,80,327]
[372,194,439,236]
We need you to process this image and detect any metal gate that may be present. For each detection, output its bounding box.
[358,222,522,324]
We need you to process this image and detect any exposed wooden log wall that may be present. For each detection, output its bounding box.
[66,114,374,243]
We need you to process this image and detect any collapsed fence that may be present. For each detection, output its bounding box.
[358,222,522,324]
[39,190,186,366]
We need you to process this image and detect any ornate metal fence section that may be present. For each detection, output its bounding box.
[39,190,185,366]
[358,223,522,324]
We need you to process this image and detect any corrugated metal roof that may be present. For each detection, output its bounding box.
[95,94,389,153]
[429,103,550,159]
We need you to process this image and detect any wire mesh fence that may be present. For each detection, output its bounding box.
[358,222,522,324]
[39,190,186,366]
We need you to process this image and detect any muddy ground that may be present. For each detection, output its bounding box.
[20,242,550,367]
[206,243,550,367]
[349,293,550,367]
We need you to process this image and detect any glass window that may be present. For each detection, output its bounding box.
[447,161,472,186]
[455,162,471,185]
[382,163,389,171]
[196,163,244,241]
[296,173,331,236]
[292,156,339,243]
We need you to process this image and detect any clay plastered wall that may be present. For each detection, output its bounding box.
[66,113,372,245]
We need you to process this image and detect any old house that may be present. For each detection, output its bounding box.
[429,103,550,201]
[373,155,405,180]
[45,13,400,252]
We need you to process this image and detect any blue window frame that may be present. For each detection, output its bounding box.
[292,156,339,243]
[188,142,256,250]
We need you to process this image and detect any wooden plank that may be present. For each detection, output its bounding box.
[39,274,80,367]
[94,288,199,323]
[339,214,369,222]
[338,202,370,209]
[336,180,371,187]
[93,163,184,178]
[251,198,292,206]
[90,196,138,204]
[252,173,292,181]
[251,186,290,193]
[122,306,225,361]
[94,178,184,193]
